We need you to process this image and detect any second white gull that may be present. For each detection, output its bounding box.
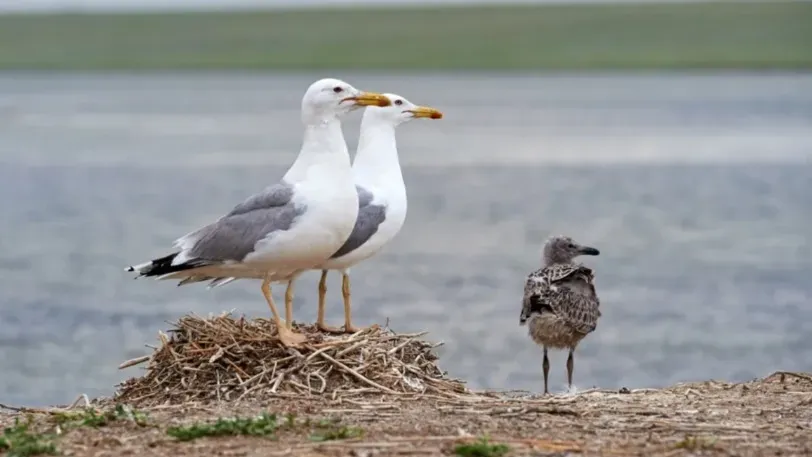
[315,93,443,333]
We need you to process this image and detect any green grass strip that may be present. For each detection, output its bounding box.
[0,2,810,70]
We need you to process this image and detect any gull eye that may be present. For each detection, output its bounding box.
[394,99,403,106]
[333,86,343,93]
[568,243,575,248]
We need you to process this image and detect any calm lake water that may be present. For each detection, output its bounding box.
[1,72,810,406]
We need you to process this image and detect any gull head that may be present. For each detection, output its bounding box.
[301,78,391,123]
[363,93,444,126]
[542,235,600,265]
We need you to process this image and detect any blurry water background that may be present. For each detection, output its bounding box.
[0,72,810,406]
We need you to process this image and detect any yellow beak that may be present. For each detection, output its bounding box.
[342,92,392,107]
[407,106,443,119]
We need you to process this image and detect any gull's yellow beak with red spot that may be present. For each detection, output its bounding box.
[407,106,443,119]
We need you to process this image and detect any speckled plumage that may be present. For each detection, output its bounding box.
[520,235,602,394]
[520,263,600,349]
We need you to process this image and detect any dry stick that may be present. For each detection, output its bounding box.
[118,355,151,370]
[235,382,264,402]
[225,360,249,382]
[269,370,287,393]
[239,365,269,387]
[335,338,370,358]
[309,371,327,394]
[304,344,341,362]
[0,403,70,415]
[66,394,91,410]
[215,370,222,403]
[209,346,225,364]
[772,371,812,383]
[317,352,400,395]
[387,333,428,355]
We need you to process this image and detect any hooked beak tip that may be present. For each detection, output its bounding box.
[407,106,443,119]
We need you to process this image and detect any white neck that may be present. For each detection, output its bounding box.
[352,117,404,189]
[284,117,350,182]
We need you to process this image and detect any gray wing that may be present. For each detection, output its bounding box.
[184,182,305,262]
[225,183,294,216]
[329,186,387,259]
[356,185,375,208]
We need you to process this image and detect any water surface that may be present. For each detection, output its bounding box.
[1,72,810,406]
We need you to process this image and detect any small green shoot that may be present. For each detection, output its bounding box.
[111,404,149,426]
[674,435,718,450]
[51,404,148,429]
[166,413,278,442]
[305,417,363,442]
[0,417,57,457]
[309,425,363,442]
[77,409,109,427]
[454,436,510,457]
[50,411,83,426]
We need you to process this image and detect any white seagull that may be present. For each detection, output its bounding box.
[186,93,443,334]
[126,78,391,347]
[315,94,443,333]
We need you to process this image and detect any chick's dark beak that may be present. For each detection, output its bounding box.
[579,246,600,256]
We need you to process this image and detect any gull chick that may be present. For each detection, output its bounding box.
[519,235,601,395]
[126,78,390,348]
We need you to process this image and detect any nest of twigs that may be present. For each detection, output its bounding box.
[114,312,469,406]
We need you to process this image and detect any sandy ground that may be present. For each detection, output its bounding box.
[4,318,811,456]
[2,371,811,457]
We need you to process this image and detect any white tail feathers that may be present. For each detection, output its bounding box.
[126,261,153,273]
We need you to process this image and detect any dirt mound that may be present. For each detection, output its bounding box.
[114,312,469,406]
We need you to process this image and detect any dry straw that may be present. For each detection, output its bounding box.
[115,312,470,406]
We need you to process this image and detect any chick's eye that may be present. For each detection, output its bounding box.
[333,86,343,93]
[394,99,403,106]
[568,244,575,248]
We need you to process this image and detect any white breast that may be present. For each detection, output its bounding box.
[243,161,360,278]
